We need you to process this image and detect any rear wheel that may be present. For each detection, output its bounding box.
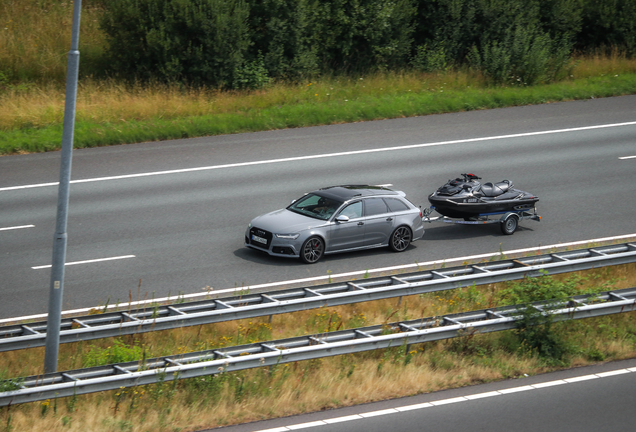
[300,236,324,264]
[500,214,519,235]
[389,226,412,252]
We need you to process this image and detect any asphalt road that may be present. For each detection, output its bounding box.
[210,358,636,432]
[1,95,636,318]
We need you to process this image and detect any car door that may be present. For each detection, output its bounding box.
[327,201,365,251]
[361,197,395,246]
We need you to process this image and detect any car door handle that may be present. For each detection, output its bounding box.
[386,217,393,221]
[357,222,364,226]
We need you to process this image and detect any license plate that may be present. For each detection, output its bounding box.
[252,234,267,244]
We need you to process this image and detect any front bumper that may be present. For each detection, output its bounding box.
[244,226,302,259]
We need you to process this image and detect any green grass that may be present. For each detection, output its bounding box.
[2,72,636,156]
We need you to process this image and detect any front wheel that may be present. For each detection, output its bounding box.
[300,236,324,264]
[500,215,519,235]
[389,226,412,252]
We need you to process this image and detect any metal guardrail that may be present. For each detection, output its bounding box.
[1,287,635,406]
[1,242,635,352]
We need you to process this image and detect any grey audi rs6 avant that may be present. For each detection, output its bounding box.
[245,185,425,263]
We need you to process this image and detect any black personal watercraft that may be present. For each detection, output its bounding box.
[428,173,539,219]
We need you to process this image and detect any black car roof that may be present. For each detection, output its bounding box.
[314,185,400,201]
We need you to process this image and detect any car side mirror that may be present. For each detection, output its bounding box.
[336,215,349,223]
[290,199,297,204]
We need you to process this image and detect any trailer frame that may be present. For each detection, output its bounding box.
[422,206,541,235]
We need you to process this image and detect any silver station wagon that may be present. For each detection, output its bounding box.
[245,185,425,263]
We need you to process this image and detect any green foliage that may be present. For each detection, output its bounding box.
[498,272,599,364]
[233,53,272,89]
[499,271,590,306]
[0,370,23,392]
[578,0,636,56]
[100,0,251,87]
[82,339,144,367]
[467,13,574,85]
[99,0,417,84]
[5,0,636,89]
[257,0,417,76]
[411,42,450,73]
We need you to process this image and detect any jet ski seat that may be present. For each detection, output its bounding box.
[480,180,512,197]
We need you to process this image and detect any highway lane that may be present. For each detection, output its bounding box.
[1,95,636,318]
[211,358,636,432]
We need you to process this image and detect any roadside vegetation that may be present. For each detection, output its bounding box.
[1,1,635,430]
[2,0,636,155]
[1,264,635,431]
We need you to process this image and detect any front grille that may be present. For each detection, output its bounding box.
[248,227,272,250]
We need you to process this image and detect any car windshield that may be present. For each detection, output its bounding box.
[287,193,343,221]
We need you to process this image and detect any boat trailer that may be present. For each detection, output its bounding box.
[422,207,541,235]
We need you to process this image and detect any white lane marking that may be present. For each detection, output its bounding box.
[2,121,636,192]
[564,374,598,383]
[287,421,326,430]
[619,155,636,159]
[2,232,634,325]
[251,367,636,431]
[498,385,534,394]
[359,408,398,417]
[464,391,501,400]
[597,369,630,377]
[531,380,567,389]
[0,225,35,231]
[31,255,135,270]
[323,415,361,424]
[430,396,467,405]
[395,402,433,411]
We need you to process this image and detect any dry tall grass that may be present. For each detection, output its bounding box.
[0,0,105,83]
[2,54,636,133]
[0,72,472,131]
[1,265,635,431]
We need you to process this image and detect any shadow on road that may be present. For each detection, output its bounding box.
[422,223,535,241]
[233,243,419,267]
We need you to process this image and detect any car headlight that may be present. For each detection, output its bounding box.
[275,233,300,240]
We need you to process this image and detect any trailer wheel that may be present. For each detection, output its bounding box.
[500,214,519,235]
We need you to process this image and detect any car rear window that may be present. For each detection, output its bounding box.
[384,197,410,212]
[364,198,389,216]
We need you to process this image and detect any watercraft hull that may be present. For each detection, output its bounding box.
[428,194,539,219]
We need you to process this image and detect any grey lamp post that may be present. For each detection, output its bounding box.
[44,0,82,374]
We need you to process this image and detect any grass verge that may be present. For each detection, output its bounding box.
[2,60,636,156]
[1,264,635,431]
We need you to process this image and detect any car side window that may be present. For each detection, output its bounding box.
[364,198,389,216]
[384,197,410,212]
[338,201,363,219]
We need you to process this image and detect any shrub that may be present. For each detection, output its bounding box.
[100,0,251,87]
[578,0,636,56]
[468,25,573,85]
[498,272,597,364]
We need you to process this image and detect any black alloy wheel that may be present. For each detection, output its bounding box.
[300,236,325,264]
[389,226,412,252]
